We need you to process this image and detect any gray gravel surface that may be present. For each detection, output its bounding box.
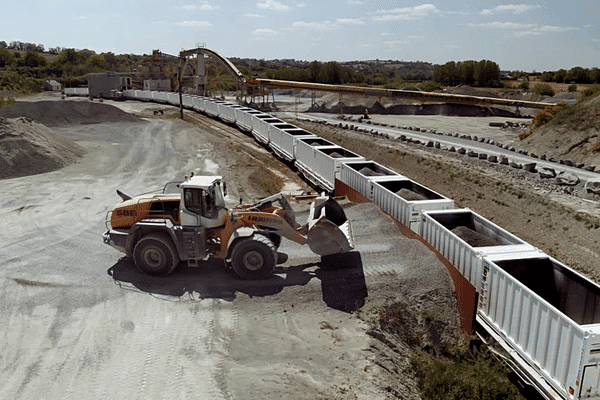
[0,102,460,399]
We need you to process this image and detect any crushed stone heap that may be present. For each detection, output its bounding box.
[0,100,140,126]
[0,117,86,179]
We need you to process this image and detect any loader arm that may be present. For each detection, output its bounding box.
[217,195,354,259]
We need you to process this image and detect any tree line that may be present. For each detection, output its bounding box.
[1,39,599,95]
[0,44,143,92]
[431,60,501,88]
[536,67,600,84]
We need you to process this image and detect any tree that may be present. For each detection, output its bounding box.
[19,51,47,68]
[308,60,321,82]
[55,48,81,66]
[474,59,500,87]
[0,48,13,67]
[103,52,118,70]
[85,54,108,72]
[566,67,590,84]
[319,62,342,84]
[553,69,567,83]
[539,71,554,82]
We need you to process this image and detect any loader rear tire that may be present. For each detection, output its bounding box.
[231,235,276,280]
[133,233,180,276]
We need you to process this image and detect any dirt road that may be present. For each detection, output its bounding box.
[0,101,460,399]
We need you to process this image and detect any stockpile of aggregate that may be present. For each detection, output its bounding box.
[0,117,86,179]
[0,100,140,126]
[0,100,141,179]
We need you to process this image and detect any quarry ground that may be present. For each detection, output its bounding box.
[0,97,462,400]
[2,94,598,399]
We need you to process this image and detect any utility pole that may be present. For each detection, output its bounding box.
[178,63,184,120]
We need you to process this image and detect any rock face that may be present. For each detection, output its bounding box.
[556,171,580,186]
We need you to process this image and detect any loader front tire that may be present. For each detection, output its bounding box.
[231,235,276,280]
[133,233,180,276]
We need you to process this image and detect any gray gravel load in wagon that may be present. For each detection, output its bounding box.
[339,160,406,200]
[420,208,536,289]
[478,252,600,400]
[372,179,454,232]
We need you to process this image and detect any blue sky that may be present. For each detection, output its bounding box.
[2,1,599,71]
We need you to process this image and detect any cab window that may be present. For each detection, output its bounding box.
[184,188,216,218]
[184,188,204,215]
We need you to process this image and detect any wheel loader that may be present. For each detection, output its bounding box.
[103,175,354,280]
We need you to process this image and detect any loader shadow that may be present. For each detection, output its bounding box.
[107,251,367,312]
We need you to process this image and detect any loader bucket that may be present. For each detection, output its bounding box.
[306,196,355,256]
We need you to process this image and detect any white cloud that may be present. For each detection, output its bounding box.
[257,0,291,11]
[468,21,535,29]
[182,2,219,11]
[244,13,264,18]
[252,28,280,36]
[294,1,307,7]
[292,21,334,30]
[383,40,409,45]
[372,4,441,21]
[348,0,362,4]
[469,21,579,36]
[336,18,365,25]
[481,4,540,15]
[176,21,213,28]
[407,35,423,39]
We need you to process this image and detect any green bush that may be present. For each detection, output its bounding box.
[410,348,526,400]
[517,81,529,89]
[568,84,578,92]
[532,84,555,96]
[581,84,600,100]
[419,80,442,92]
[0,97,16,109]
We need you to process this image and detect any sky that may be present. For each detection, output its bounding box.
[2,0,599,72]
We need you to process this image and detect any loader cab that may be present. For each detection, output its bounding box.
[180,175,228,228]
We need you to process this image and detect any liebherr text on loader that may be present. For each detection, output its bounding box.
[103,175,354,280]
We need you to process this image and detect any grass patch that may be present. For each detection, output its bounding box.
[0,96,15,109]
[410,348,526,400]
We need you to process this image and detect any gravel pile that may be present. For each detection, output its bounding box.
[0,100,140,127]
[0,117,86,179]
